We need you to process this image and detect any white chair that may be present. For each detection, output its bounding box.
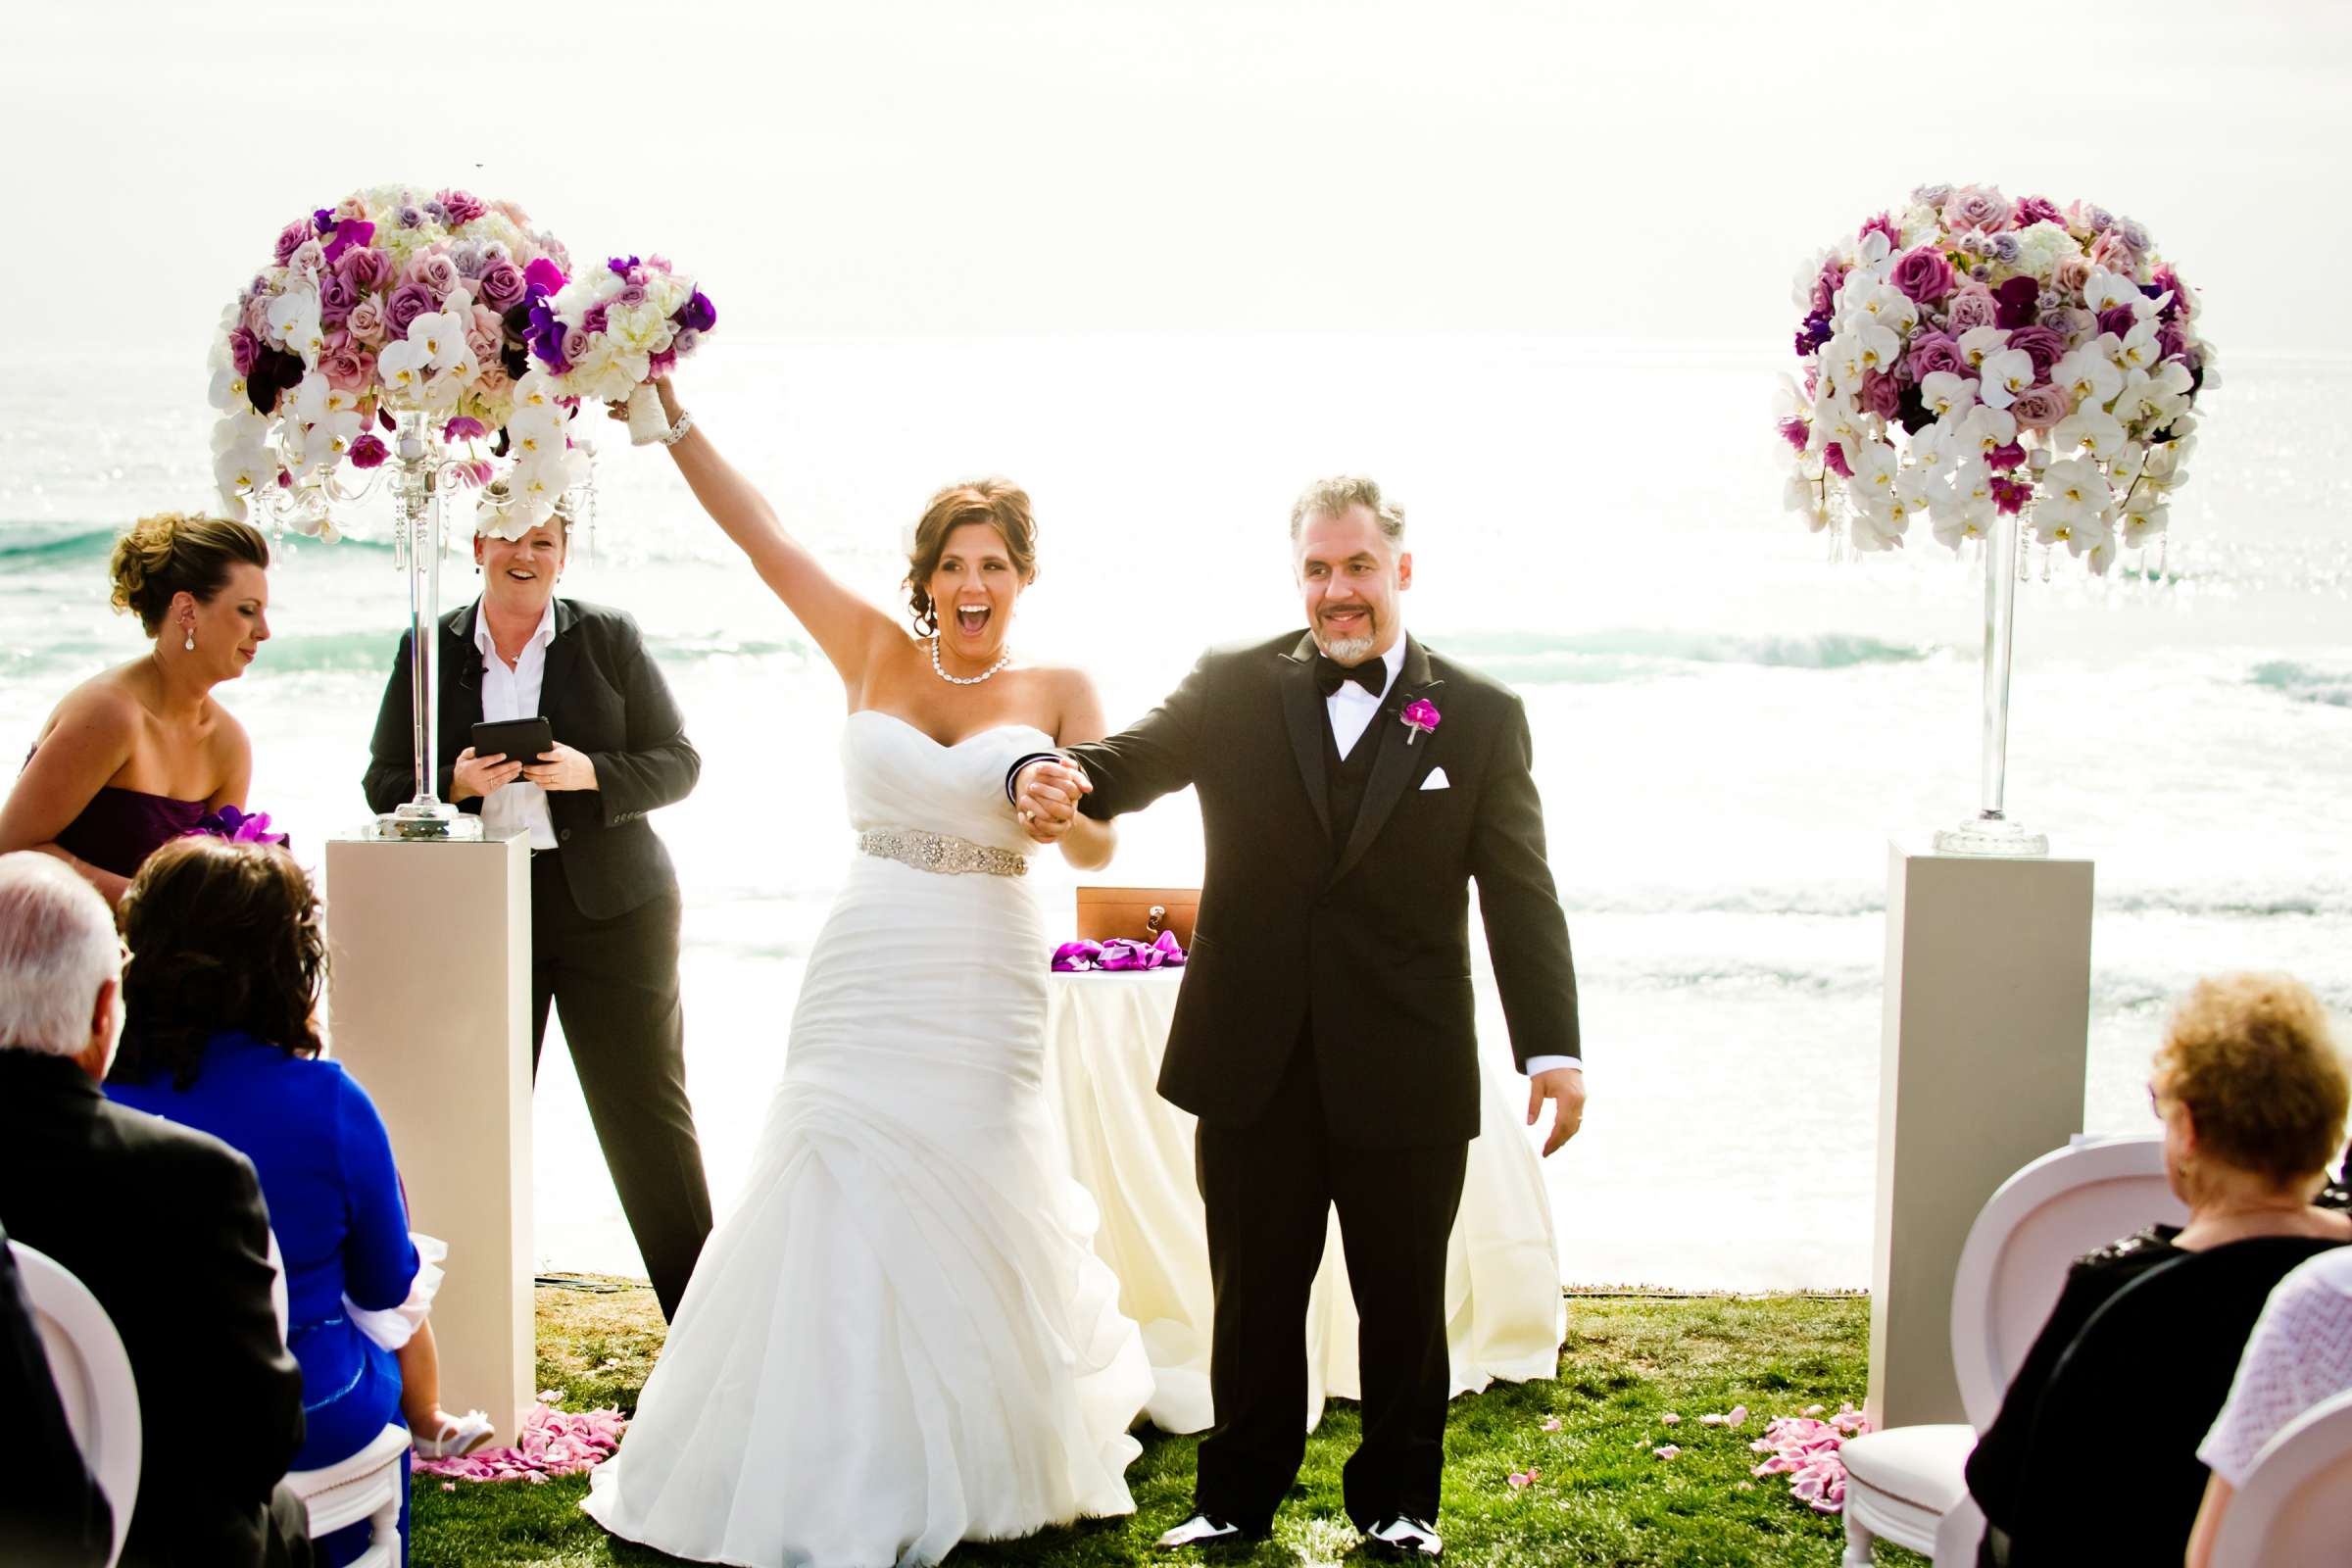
[1840,1134,2182,1565]
[283,1421,411,1568]
[2208,1387,2352,1568]
[10,1240,141,1568]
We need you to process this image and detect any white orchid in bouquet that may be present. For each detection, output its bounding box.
[206,183,587,538]
[1777,185,2214,574]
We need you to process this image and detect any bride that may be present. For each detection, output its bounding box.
[580,377,1152,1565]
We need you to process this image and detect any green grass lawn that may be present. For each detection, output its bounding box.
[412,1279,1930,1567]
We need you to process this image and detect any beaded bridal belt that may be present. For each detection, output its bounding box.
[858,827,1028,878]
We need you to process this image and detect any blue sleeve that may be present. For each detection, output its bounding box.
[332,1069,419,1312]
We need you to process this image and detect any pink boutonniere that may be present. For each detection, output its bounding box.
[1400,698,1442,746]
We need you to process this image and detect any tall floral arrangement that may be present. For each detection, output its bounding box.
[207,184,585,536]
[1776,184,2215,573]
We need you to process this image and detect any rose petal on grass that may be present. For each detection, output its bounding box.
[1653,1445,1682,1460]
[1540,1416,1561,1433]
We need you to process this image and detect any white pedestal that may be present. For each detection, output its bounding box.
[1868,840,2093,1430]
[321,834,533,1437]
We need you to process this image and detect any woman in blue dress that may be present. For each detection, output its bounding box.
[107,837,484,1566]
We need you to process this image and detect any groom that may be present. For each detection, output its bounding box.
[1009,476,1584,1557]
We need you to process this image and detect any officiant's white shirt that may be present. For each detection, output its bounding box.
[1330,633,1580,1079]
[473,599,559,850]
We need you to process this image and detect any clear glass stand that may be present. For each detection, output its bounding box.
[1934,509,2048,858]
[370,416,481,842]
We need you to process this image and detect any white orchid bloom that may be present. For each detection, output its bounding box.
[1853,283,1920,337]
[302,408,365,469]
[405,308,473,374]
[1789,248,1837,309]
[1956,404,2018,456]
[2119,498,2170,550]
[1978,349,2035,411]
[2083,270,2141,316]
[1783,473,1831,531]
[1847,496,1909,552]
[213,440,273,505]
[2035,458,2111,536]
[2053,344,2124,408]
[416,367,468,412]
[1844,440,1901,508]
[267,289,326,368]
[2109,441,2149,484]
[1930,458,1997,551]
[1853,227,1895,282]
[207,366,250,414]
[1955,325,2011,371]
[1815,388,1864,455]
[2049,406,2126,459]
[292,370,359,425]
[378,338,434,404]
[1919,370,1979,422]
[2117,316,2165,372]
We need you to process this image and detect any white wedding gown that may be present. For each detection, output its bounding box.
[583,713,1152,1567]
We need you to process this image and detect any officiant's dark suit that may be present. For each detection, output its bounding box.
[1054,626,1580,1536]
[364,598,712,1318]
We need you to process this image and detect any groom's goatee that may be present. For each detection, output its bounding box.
[1319,636,1376,664]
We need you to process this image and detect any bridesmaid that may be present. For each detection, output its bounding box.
[0,514,271,905]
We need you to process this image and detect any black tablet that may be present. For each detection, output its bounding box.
[470,715,555,764]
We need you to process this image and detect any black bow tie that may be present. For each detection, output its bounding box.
[1313,654,1389,700]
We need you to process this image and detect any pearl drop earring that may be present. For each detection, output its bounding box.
[183,626,195,653]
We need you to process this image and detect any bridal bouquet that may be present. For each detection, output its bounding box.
[532,254,718,444]
[1776,185,2215,573]
[207,184,584,533]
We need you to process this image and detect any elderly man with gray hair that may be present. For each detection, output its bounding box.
[0,852,314,1568]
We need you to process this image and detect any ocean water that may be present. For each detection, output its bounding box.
[4,336,2348,1289]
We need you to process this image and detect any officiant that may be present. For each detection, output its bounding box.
[362,493,712,1320]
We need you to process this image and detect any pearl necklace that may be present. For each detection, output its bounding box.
[930,634,1011,686]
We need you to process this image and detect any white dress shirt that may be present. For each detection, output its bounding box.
[1329,633,1580,1080]
[472,598,560,850]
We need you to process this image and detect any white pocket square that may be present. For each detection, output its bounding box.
[1419,767,1449,791]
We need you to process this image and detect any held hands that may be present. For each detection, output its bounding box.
[1526,1066,1585,1157]
[1012,758,1091,845]
[452,746,523,803]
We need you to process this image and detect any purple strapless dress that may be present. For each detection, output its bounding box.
[52,786,210,879]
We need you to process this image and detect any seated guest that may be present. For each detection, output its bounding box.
[104,838,490,1564]
[2184,1245,2352,1565]
[0,1216,112,1567]
[0,514,272,906]
[0,852,311,1567]
[1964,971,2350,1566]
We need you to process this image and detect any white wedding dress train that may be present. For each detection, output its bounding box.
[583,713,1151,1567]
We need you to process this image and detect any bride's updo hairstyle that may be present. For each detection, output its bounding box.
[108,513,270,636]
[903,479,1038,635]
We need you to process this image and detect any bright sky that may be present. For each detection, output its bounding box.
[4,0,2347,360]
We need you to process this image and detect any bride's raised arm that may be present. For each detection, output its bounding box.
[632,377,899,693]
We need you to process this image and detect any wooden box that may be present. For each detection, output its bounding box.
[1075,885,1200,948]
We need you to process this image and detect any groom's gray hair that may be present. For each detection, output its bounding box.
[0,852,119,1057]
[1289,475,1406,547]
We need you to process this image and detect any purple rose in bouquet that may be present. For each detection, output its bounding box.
[1946,286,1999,332]
[384,281,437,336]
[335,243,395,295]
[1860,371,1903,422]
[2097,305,2139,339]
[229,326,261,377]
[273,218,314,265]
[2007,383,2071,431]
[1891,246,1957,304]
[437,188,488,224]
[1993,276,2040,329]
[1906,330,1966,381]
[476,261,528,312]
[2013,195,2065,227]
[2006,325,2067,380]
[317,268,359,326]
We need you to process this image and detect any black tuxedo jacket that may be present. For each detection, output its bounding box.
[363,598,700,919]
[1067,631,1579,1145]
[0,1051,305,1568]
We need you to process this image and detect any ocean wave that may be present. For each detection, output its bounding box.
[0,522,395,567]
[1439,629,1937,682]
[2249,661,2352,709]
[1562,885,2352,921]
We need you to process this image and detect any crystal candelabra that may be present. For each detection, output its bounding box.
[246,410,594,840]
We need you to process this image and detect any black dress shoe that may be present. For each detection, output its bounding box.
[1360,1515,1444,1558]
[1155,1512,1261,1552]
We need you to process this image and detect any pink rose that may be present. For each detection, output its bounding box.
[465,305,503,365]
[273,218,315,265]
[2007,325,2067,381]
[1945,286,1999,332]
[1860,371,1903,421]
[242,294,274,339]
[335,245,396,295]
[2008,383,2071,431]
[561,326,590,365]
[383,282,437,337]
[1906,330,1966,381]
[408,251,462,301]
[344,296,388,347]
[472,361,513,399]
[2089,231,2142,276]
[229,327,261,377]
[1942,185,2015,233]
[2052,255,2094,297]
[476,261,527,312]
[319,338,375,393]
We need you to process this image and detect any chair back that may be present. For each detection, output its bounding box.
[1947,1134,2181,1427]
[285,1419,410,1565]
[10,1240,141,1568]
[2209,1387,2352,1568]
